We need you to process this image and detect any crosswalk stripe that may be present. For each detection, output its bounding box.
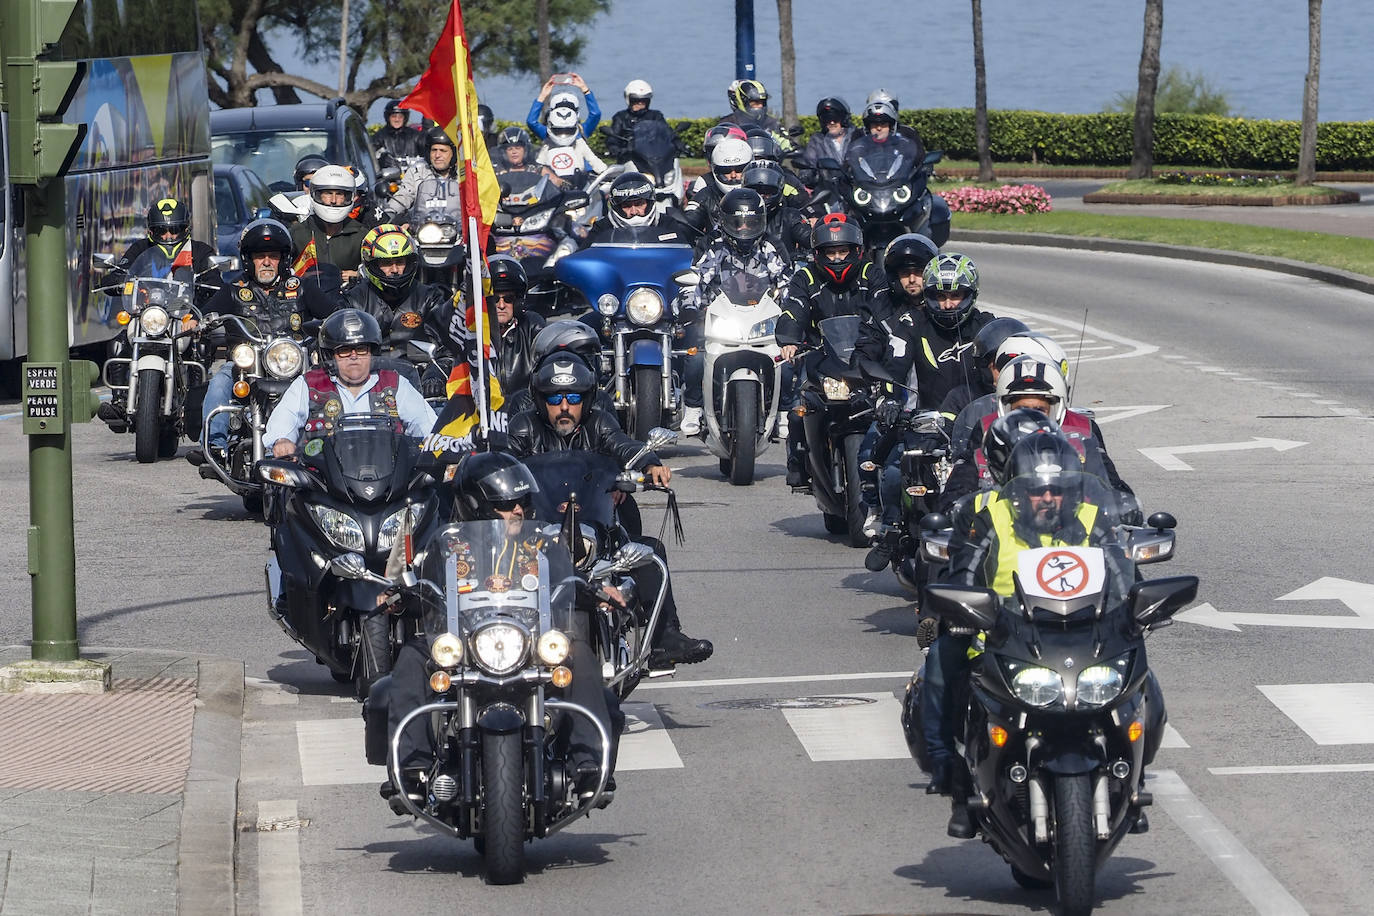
[1258,683,1374,745]
[781,693,910,762]
[618,702,684,770]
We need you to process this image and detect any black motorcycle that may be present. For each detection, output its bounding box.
[259,414,440,698]
[815,148,948,265]
[794,315,874,547]
[908,480,1196,915]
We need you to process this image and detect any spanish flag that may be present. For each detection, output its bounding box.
[401,0,501,251]
[292,238,318,276]
[423,286,505,454]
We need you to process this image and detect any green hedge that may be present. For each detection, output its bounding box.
[539,109,1374,171]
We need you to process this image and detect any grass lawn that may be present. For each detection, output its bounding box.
[952,211,1374,278]
[1091,179,1349,199]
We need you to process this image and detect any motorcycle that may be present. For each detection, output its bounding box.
[599,120,685,211]
[92,249,224,462]
[491,172,588,279]
[355,518,616,884]
[259,414,440,699]
[695,271,784,485]
[554,236,695,439]
[910,483,1196,915]
[816,148,949,265]
[408,178,467,293]
[793,315,874,547]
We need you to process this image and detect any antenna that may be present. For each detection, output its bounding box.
[1069,308,1088,405]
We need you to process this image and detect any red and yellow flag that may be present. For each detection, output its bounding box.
[401,0,501,251]
[292,238,318,276]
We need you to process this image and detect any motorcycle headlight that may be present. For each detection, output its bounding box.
[232,343,256,369]
[1077,661,1127,708]
[416,223,445,245]
[597,293,620,316]
[471,621,529,675]
[139,306,170,337]
[1010,666,1065,708]
[520,208,553,232]
[308,505,366,552]
[376,507,411,552]
[264,338,305,379]
[821,376,850,401]
[747,317,776,340]
[626,288,664,326]
[853,187,872,206]
[893,184,912,204]
[537,629,570,665]
[430,632,464,668]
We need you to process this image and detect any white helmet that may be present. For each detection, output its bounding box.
[996,333,1070,381]
[308,164,355,224]
[866,88,900,112]
[709,137,753,194]
[546,105,580,146]
[996,356,1069,424]
[624,79,653,105]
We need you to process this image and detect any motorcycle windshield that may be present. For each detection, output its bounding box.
[500,173,551,210]
[523,450,620,532]
[124,248,195,313]
[426,519,576,652]
[319,414,406,493]
[628,120,677,176]
[408,178,464,227]
[555,241,693,301]
[720,271,772,308]
[818,315,861,363]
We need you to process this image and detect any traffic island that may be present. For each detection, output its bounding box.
[0,657,111,694]
[1084,177,1359,207]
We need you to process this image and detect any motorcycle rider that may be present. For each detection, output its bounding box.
[262,308,437,458]
[493,126,542,177]
[537,95,607,189]
[526,72,601,142]
[584,170,693,246]
[190,218,342,465]
[373,99,423,169]
[799,97,859,182]
[679,189,793,437]
[476,103,498,153]
[719,79,796,154]
[605,79,684,162]
[507,356,714,666]
[346,224,449,337]
[372,450,622,805]
[866,88,926,148]
[845,98,923,175]
[383,126,462,222]
[777,214,886,486]
[682,136,753,245]
[742,162,808,260]
[487,255,546,396]
[289,164,369,285]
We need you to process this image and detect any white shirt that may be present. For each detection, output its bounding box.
[262,371,438,448]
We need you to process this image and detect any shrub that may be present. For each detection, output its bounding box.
[942,184,1053,214]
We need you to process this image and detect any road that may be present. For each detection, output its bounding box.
[2,243,1372,914]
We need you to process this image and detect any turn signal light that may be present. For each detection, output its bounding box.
[989,725,1009,747]
[116,311,132,326]
[550,666,572,688]
[429,671,452,692]
[232,380,250,398]
[181,314,196,328]
[1128,720,1144,743]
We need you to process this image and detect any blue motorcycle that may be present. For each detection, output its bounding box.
[553,230,694,439]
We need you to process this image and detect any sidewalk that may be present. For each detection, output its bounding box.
[0,647,242,916]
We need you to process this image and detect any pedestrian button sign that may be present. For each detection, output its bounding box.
[1018,547,1106,602]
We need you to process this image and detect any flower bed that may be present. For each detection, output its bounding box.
[1156,171,1286,187]
[941,183,1053,214]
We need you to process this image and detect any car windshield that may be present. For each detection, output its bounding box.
[211,129,332,189]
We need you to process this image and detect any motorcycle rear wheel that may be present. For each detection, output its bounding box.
[133,369,163,464]
[1052,774,1097,916]
[727,381,759,486]
[629,365,662,442]
[481,730,526,885]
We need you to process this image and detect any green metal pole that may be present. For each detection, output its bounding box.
[26,178,78,662]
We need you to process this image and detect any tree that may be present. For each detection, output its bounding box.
[1128,0,1163,179]
[537,0,552,85]
[200,0,610,111]
[971,0,993,181]
[1296,0,1321,186]
[777,0,797,127]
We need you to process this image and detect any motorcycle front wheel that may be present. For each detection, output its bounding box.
[133,369,164,463]
[481,730,526,885]
[727,381,759,486]
[629,365,662,442]
[1052,774,1097,916]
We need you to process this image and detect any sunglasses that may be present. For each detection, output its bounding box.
[1027,485,1063,498]
[544,392,583,405]
[492,292,520,304]
[490,496,532,512]
[333,345,371,358]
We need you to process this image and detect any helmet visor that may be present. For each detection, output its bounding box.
[723,208,765,241]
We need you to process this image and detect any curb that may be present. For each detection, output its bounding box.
[948,229,1374,296]
[1082,190,1360,206]
[938,167,1374,182]
[177,656,245,916]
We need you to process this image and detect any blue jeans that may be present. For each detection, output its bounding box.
[203,363,235,449]
[681,322,704,408]
[920,632,972,767]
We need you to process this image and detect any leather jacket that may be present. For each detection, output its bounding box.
[497,314,547,397]
[507,404,658,470]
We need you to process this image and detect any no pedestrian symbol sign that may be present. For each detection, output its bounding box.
[1035,550,1090,597]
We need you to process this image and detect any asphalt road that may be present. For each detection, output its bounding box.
[3,243,1373,914]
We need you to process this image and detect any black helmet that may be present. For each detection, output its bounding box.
[453,451,539,520]
[728,79,768,115]
[383,99,409,121]
[146,197,190,249]
[424,125,456,152]
[973,317,1032,361]
[745,131,781,163]
[530,354,598,401]
[883,233,940,296]
[477,104,495,136]
[239,217,294,261]
[983,408,1060,486]
[742,163,785,212]
[1006,431,1084,533]
[293,154,329,189]
[487,254,528,297]
[318,308,382,357]
[532,320,602,367]
[811,214,863,284]
[607,171,657,228]
[815,97,851,126]
[719,188,767,250]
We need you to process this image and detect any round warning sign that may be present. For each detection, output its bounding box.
[1035,550,1091,598]
[550,151,575,172]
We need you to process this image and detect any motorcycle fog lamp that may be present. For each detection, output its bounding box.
[264,339,305,379]
[1010,666,1064,707]
[428,670,452,692]
[430,632,464,668]
[893,184,913,204]
[1076,664,1125,708]
[853,187,872,206]
[597,293,619,316]
[821,376,850,401]
[307,505,365,551]
[140,306,170,337]
[537,629,570,665]
[625,288,665,326]
[232,343,256,369]
[416,223,445,245]
[472,621,528,675]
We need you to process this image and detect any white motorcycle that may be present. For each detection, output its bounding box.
[695,271,783,486]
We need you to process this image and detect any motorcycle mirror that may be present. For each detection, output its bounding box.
[671,269,700,287]
[923,150,945,167]
[644,427,678,452]
[806,188,832,207]
[611,542,656,572]
[329,553,373,581]
[1147,511,1177,531]
[923,584,999,631]
[379,166,401,182]
[405,339,437,363]
[562,191,590,210]
[918,512,949,534]
[206,255,238,273]
[1129,575,1199,628]
[588,558,618,580]
[92,252,118,270]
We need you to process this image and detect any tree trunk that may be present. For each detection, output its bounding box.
[1296,0,1322,185]
[1128,0,1163,179]
[777,0,797,127]
[537,0,552,84]
[971,0,994,181]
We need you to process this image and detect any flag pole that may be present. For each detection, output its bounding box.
[468,215,489,439]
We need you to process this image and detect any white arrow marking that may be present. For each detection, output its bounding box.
[1175,602,1242,631]
[1138,437,1307,471]
[1177,594,1374,632]
[1277,576,1374,618]
[1080,404,1171,426]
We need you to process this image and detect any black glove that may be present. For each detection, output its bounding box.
[875,397,901,429]
[420,368,448,399]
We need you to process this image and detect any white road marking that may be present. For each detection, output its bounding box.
[618,702,684,770]
[980,302,1158,362]
[1278,577,1374,618]
[1211,763,1374,776]
[1149,769,1309,915]
[296,719,383,786]
[1138,437,1306,471]
[1086,404,1171,425]
[257,800,304,916]
[1258,683,1374,745]
[782,692,910,762]
[1161,724,1189,749]
[636,671,912,691]
[1179,581,1374,630]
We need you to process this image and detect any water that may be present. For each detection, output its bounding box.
[308,1,1374,125]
